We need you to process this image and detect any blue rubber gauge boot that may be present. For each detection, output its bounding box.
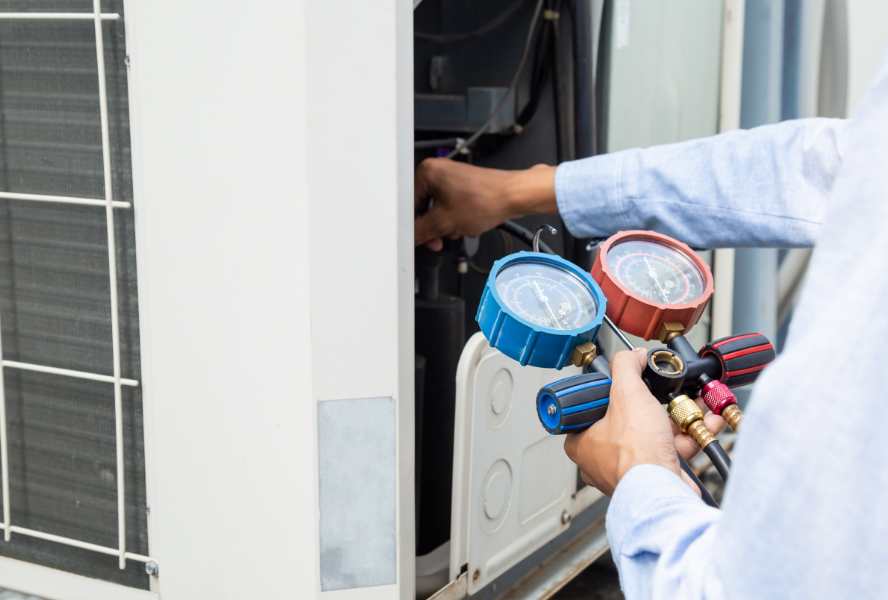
[537,372,612,434]
[476,251,607,369]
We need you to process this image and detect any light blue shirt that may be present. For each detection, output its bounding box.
[553,50,888,599]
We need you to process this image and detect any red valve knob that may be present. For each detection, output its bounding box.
[699,333,776,388]
[701,379,737,415]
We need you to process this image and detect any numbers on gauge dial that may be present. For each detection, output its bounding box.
[494,261,598,331]
[606,239,706,305]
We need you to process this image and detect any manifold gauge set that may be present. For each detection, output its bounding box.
[476,228,776,439]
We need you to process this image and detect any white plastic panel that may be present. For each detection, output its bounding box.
[451,333,582,595]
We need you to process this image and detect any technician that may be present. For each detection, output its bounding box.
[414,49,888,600]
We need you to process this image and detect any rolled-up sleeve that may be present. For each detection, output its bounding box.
[555,118,849,248]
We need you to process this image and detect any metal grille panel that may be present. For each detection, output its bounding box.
[0,0,149,589]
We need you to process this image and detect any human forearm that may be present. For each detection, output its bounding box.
[556,118,849,248]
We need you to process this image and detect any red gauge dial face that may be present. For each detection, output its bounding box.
[606,239,706,306]
[590,230,714,341]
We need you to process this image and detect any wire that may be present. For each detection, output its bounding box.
[447,0,547,159]
[414,137,462,150]
[468,229,514,275]
[497,220,555,254]
[703,441,732,482]
[415,0,531,45]
[515,4,555,127]
[679,453,719,508]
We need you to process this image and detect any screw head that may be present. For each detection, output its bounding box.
[473,569,481,583]
[561,510,571,525]
[547,404,557,416]
[145,561,159,576]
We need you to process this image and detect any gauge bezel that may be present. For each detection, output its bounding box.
[591,231,714,340]
[488,252,606,336]
[477,251,607,369]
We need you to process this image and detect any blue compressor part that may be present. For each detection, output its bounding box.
[476,251,607,369]
[537,372,611,434]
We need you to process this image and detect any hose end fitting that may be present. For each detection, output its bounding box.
[667,394,716,449]
[701,379,743,430]
[721,404,743,431]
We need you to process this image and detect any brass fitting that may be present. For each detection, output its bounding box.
[569,342,597,369]
[721,404,743,431]
[657,322,686,344]
[686,420,717,450]
[666,394,716,449]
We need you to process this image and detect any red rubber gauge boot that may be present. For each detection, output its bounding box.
[591,231,714,340]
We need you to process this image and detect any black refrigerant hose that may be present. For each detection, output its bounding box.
[497,220,556,254]
[703,440,732,483]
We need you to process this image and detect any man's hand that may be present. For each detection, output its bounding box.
[414,158,558,250]
[563,349,726,497]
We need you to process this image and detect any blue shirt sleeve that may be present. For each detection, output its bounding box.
[554,118,849,248]
[607,465,727,600]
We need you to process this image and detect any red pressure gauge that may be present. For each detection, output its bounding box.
[590,231,714,341]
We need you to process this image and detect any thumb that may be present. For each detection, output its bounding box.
[609,348,654,406]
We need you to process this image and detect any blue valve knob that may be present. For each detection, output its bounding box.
[537,372,612,434]
[476,252,607,370]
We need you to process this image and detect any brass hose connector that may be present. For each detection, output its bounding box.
[721,404,743,431]
[666,394,716,449]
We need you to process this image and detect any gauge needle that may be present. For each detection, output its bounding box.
[644,257,669,301]
[534,280,562,330]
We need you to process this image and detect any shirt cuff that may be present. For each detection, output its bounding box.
[554,151,632,239]
[606,464,707,557]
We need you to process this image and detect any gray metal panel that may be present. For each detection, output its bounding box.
[602,0,724,152]
[318,396,397,591]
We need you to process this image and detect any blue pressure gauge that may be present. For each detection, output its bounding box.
[476,252,607,369]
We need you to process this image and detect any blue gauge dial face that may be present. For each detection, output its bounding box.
[606,239,705,305]
[494,260,599,331]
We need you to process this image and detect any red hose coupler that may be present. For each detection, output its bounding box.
[701,379,742,431]
[701,379,735,414]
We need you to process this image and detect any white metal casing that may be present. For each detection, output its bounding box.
[123,0,414,598]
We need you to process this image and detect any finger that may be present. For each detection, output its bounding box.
[703,412,726,437]
[675,432,701,461]
[424,238,443,251]
[414,158,438,213]
[680,469,703,498]
[609,348,648,379]
[675,413,727,461]
[563,432,580,463]
[414,207,449,247]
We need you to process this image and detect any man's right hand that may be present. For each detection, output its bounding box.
[414,158,558,251]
